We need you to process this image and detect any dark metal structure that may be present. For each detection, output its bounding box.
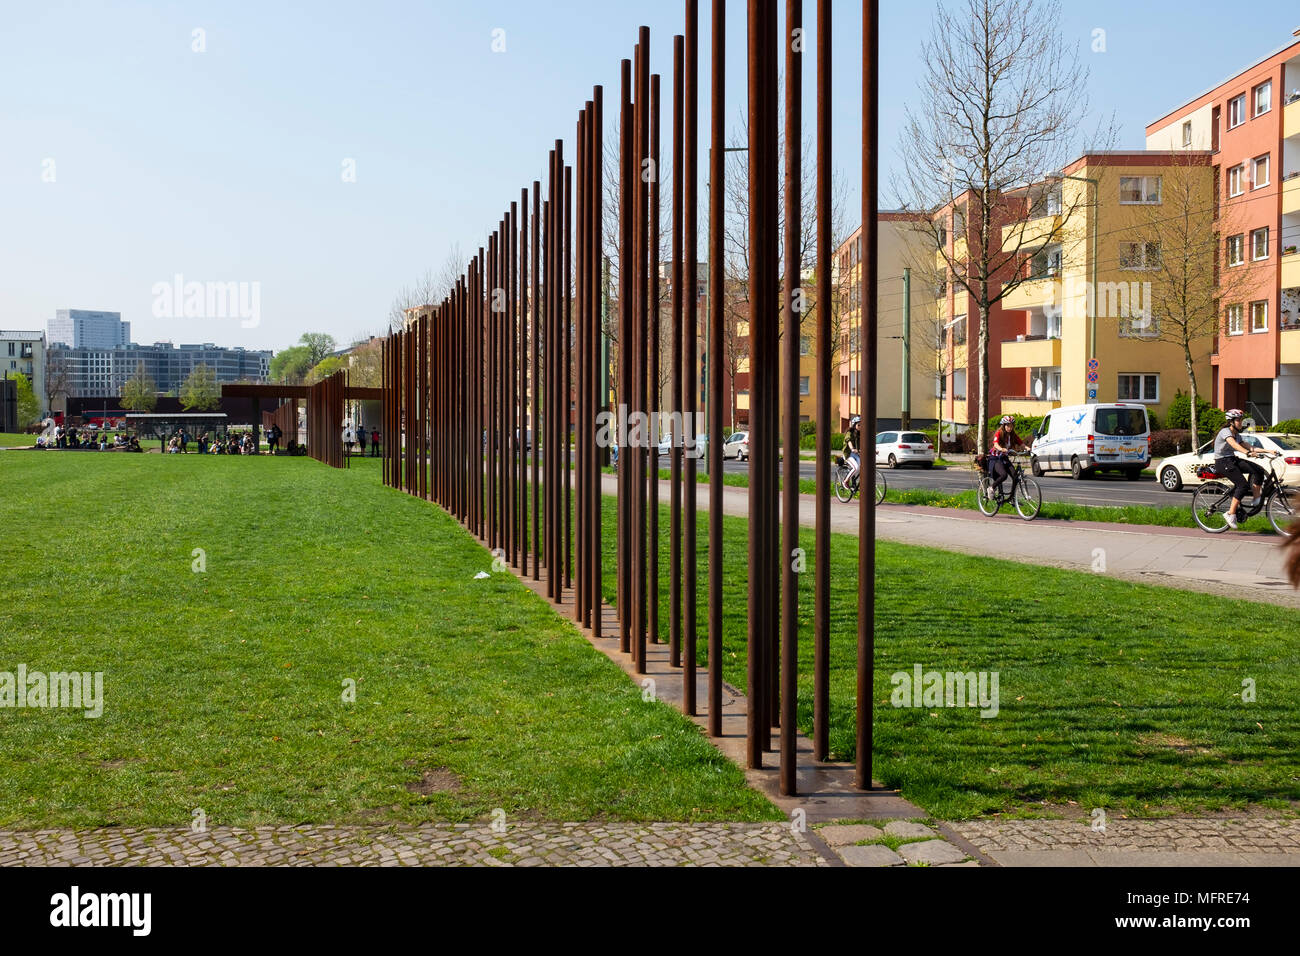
[375,0,880,794]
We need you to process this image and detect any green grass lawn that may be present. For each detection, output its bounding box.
[0,433,39,447]
[0,452,777,828]
[593,489,1300,819]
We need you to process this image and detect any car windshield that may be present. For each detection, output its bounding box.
[1265,434,1300,450]
[901,433,928,443]
[1094,408,1147,436]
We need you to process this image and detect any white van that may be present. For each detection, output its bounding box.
[1029,403,1150,480]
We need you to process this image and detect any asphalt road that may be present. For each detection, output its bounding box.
[656,452,1189,509]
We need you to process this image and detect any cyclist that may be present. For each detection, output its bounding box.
[843,415,862,488]
[987,415,1028,500]
[1214,409,1266,530]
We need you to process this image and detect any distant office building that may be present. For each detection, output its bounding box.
[51,341,271,398]
[0,330,46,412]
[49,310,130,349]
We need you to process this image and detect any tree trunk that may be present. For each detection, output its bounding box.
[1185,347,1200,450]
[977,299,990,455]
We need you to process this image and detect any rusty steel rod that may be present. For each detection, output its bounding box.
[633,29,649,672]
[532,182,541,581]
[670,34,684,670]
[575,114,587,619]
[705,0,722,734]
[564,161,574,597]
[780,0,803,796]
[648,70,661,649]
[858,0,879,792]
[590,84,604,641]
[814,0,831,763]
[747,0,778,767]
[520,187,529,575]
[684,0,699,716]
[618,58,632,655]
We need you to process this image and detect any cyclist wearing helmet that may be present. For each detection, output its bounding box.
[1214,409,1265,529]
[843,415,863,486]
[987,415,1028,499]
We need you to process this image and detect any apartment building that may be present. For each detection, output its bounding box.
[836,215,936,431]
[998,152,1216,424]
[733,270,841,431]
[1146,31,1300,422]
[51,342,271,399]
[0,330,46,410]
[48,309,130,349]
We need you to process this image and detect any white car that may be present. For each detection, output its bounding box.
[655,433,707,459]
[721,431,750,460]
[1155,432,1300,491]
[875,430,935,469]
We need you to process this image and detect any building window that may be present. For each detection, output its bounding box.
[1251,154,1269,189]
[1119,241,1161,270]
[1226,234,1244,266]
[936,225,947,249]
[1226,304,1244,335]
[799,335,811,356]
[1253,80,1271,117]
[1227,93,1246,129]
[1181,121,1192,147]
[1250,300,1268,333]
[1118,374,1159,403]
[1252,227,1269,261]
[954,205,967,236]
[799,376,810,395]
[1119,176,1162,204]
[1228,164,1245,197]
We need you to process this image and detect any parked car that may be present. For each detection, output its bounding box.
[721,431,750,460]
[655,433,707,459]
[1029,403,1151,480]
[874,430,935,469]
[1155,431,1300,491]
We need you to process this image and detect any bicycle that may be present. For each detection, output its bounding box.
[1191,452,1296,535]
[975,452,1041,520]
[834,454,886,505]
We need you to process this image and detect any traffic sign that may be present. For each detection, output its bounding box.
[1087,358,1099,371]
[1088,388,1097,399]
[1087,371,1098,384]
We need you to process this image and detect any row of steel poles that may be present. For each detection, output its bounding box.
[306,369,348,469]
[378,0,879,796]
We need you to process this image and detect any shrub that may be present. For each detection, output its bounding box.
[1272,418,1300,434]
[987,414,1043,439]
[1148,429,1191,458]
[798,420,817,440]
[830,432,845,451]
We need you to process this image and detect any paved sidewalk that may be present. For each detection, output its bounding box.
[953,817,1300,867]
[0,823,829,867]
[604,474,1300,608]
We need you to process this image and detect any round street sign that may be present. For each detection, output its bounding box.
[1087,358,1099,371]
[1087,371,1098,383]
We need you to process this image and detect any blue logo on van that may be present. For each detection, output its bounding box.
[1071,412,1086,426]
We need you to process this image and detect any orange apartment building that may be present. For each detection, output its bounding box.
[1146,31,1300,423]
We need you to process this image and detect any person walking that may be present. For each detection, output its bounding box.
[370,428,380,457]
[356,426,367,457]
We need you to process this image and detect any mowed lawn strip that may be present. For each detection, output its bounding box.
[0,452,778,828]
[592,491,1300,820]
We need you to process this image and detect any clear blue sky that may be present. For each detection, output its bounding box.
[2,1,1296,353]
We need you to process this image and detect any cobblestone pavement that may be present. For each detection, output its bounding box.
[953,818,1300,866]
[0,823,828,867]
[817,821,979,867]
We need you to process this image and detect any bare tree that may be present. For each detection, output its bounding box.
[894,0,1112,453]
[1112,153,1251,447]
[385,244,466,332]
[44,349,71,415]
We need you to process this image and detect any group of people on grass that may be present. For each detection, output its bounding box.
[41,426,141,452]
[344,427,381,457]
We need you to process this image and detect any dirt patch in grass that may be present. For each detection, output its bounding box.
[406,768,463,795]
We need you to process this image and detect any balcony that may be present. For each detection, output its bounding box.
[1002,213,1061,250]
[1283,252,1300,290]
[1284,174,1300,216]
[1286,98,1300,140]
[1001,335,1061,369]
[1002,397,1062,417]
[1002,274,1061,312]
[1282,329,1300,365]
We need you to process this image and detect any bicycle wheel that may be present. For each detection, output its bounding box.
[875,471,887,505]
[976,476,1000,516]
[1192,481,1233,533]
[1014,476,1042,521]
[833,465,854,503]
[1266,486,1298,536]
